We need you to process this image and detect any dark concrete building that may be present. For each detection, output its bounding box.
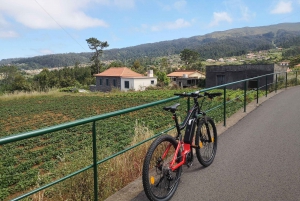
[205,64,278,89]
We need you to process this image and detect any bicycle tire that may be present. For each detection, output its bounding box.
[142,135,182,201]
[195,117,217,167]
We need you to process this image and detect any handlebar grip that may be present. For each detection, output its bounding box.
[204,92,222,99]
[175,92,222,98]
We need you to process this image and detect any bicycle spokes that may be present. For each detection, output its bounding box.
[143,135,182,201]
[195,118,217,167]
[200,124,214,156]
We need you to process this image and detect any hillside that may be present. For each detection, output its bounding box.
[1,22,300,69]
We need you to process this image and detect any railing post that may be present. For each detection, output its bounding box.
[223,86,226,127]
[92,121,99,201]
[286,71,288,89]
[265,75,268,97]
[256,79,259,104]
[244,81,247,113]
[275,74,277,93]
[187,97,190,115]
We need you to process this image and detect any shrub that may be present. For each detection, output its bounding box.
[59,87,79,93]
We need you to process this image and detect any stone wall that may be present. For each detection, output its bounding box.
[95,76,121,92]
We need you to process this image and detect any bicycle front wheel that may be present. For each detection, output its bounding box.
[142,134,182,201]
[195,117,217,167]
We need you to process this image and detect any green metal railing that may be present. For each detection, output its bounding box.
[0,70,298,200]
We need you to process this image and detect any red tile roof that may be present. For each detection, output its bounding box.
[94,67,144,77]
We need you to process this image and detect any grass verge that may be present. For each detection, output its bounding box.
[23,120,156,201]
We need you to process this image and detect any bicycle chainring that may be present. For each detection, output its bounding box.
[186,151,193,167]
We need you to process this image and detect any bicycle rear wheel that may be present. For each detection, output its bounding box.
[142,134,182,201]
[195,117,217,167]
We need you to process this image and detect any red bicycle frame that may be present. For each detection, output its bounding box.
[161,140,191,171]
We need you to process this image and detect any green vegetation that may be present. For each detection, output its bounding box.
[0,65,95,94]
[179,49,203,70]
[0,53,91,69]
[2,49,299,95]
[289,55,300,68]
[86,37,109,74]
[0,88,266,200]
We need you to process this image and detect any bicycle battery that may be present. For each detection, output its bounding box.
[184,119,196,144]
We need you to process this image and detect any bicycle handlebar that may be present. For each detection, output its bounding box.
[174,91,222,99]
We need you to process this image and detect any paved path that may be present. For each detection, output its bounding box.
[106,86,300,201]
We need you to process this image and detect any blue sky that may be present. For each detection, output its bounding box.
[0,0,300,60]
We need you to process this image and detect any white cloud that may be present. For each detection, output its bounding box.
[132,24,149,33]
[94,0,135,9]
[240,6,250,20]
[112,0,135,9]
[239,4,256,21]
[209,12,232,27]
[271,1,293,14]
[151,19,191,31]
[166,19,191,29]
[134,18,191,32]
[173,1,187,11]
[0,30,19,38]
[159,0,187,11]
[224,0,255,21]
[0,15,8,26]
[0,0,109,30]
[39,49,54,55]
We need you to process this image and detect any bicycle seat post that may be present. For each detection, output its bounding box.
[172,112,181,139]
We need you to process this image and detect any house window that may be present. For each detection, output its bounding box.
[217,75,225,85]
[99,79,102,85]
[113,79,116,87]
[106,79,109,86]
[124,81,129,89]
[151,80,154,84]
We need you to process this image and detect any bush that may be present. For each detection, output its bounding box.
[198,79,205,87]
[59,87,79,93]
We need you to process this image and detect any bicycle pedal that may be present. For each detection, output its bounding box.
[187,162,193,168]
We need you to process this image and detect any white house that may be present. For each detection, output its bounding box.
[92,67,157,92]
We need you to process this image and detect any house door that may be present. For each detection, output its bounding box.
[179,82,182,88]
[217,75,225,85]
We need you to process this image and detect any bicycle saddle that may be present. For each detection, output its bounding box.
[163,103,180,113]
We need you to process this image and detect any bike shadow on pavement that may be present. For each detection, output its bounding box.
[130,162,206,201]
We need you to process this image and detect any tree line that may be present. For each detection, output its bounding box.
[0,65,94,93]
[0,43,206,94]
[2,25,300,70]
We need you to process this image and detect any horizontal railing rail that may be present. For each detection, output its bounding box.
[0,70,298,201]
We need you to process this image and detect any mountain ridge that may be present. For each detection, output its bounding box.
[1,22,300,69]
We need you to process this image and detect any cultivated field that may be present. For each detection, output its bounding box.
[0,88,262,200]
